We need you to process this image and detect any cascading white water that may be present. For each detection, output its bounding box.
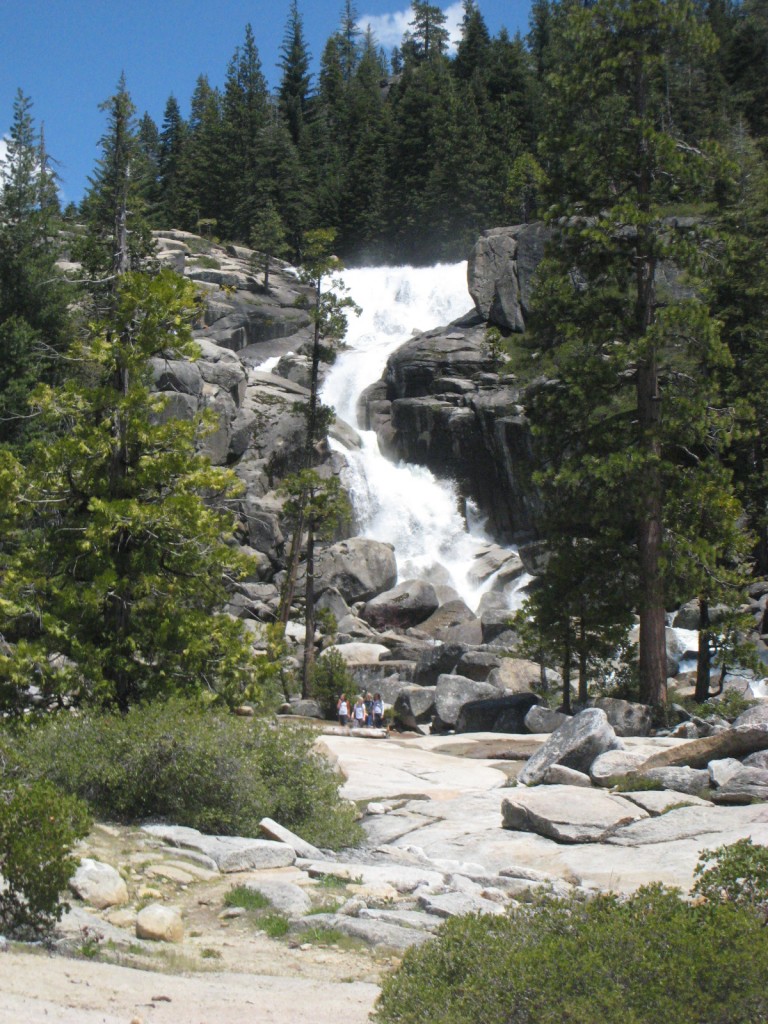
[321,263,525,611]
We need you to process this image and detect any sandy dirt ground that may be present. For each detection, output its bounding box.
[0,949,379,1024]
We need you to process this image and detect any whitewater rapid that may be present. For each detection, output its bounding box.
[321,263,523,611]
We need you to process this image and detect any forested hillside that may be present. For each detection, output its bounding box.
[41,0,768,266]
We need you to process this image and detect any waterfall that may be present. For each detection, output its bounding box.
[321,263,527,612]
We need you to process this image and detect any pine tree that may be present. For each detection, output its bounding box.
[278,0,313,147]
[0,271,259,713]
[221,24,270,238]
[79,76,154,279]
[523,0,739,706]
[157,95,187,228]
[402,1,450,64]
[177,75,227,233]
[0,90,70,447]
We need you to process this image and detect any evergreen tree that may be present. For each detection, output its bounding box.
[402,1,450,64]
[0,90,70,447]
[453,0,491,82]
[278,0,313,147]
[79,76,154,278]
[157,95,187,228]
[177,75,226,233]
[0,271,259,713]
[221,24,270,238]
[524,0,738,706]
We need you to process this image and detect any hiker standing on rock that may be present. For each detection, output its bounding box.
[372,692,384,728]
[337,693,349,726]
[353,695,366,728]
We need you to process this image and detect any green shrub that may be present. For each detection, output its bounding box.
[311,649,354,719]
[692,837,768,916]
[260,912,290,937]
[0,780,91,939]
[0,698,362,850]
[374,885,768,1024]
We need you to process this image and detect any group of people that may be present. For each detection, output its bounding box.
[336,691,384,729]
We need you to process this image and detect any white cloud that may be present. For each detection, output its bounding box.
[0,136,8,166]
[358,2,464,53]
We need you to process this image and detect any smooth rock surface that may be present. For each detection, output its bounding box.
[519,708,623,786]
[142,825,296,872]
[502,786,646,843]
[69,858,129,910]
[135,903,184,943]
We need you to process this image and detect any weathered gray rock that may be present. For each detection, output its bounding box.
[541,765,593,787]
[455,651,502,681]
[502,786,646,843]
[259,818,325,860]
[743,749,768,769]
[362,580,439,630]
[409,600,482,644]
[455,692,542,734]
[606,802,768,847]
[434,674,501,728]
[639,726,768,770]
[142,825,295,872]
[315,538,397,603]
[708,758,744,788]
[709,767,768,804]
[590,749,650,787]
[636,766,711,795]
[293,912,431,951]
[518,708,623,786]
[524,705,569,734]
[595,697,653,738]
[417,891,506,918]
[733,704,768,729]
[315,587,351,623]
[618,790,709,815]
[150,357,203,396]
[488,657,544,694]
[243,879,312,917]
[392,685,437,721]
[136,904,184,943]
[673,600,730,630]
[413,644,466,685]
[69,859,128,910]
[321,642,389,666]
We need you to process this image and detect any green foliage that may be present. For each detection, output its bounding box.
[0,780,91,939]
[703,689,757,721]
[260,912,290,938]
[692,837,768,917]
[311,648,355,718]
[0,269,260,713]
[224,885,271,911]
[0,699,362,850]
[374,884,768,1024]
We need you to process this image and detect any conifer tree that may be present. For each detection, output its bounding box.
[157,95,187,228]
[0,90,70,447]
[523,0,739,706]
[0,271,259,713]
[278,0,313,147]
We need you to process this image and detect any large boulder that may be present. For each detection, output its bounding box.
[362,580,440,630]
[467,224,549,332]
[136,904,184,943]
[409,600,482,644]
[70,859,128,910]
[414,643,467,685]
[710,767,768,804]
[393,687,436,731]
[518,708,623,786]
[488,657,547,695]
[434,674,502,728]
[524,705,569,734]
[455,692,542,734]
[595,697,653,738]
[315,538,397,603]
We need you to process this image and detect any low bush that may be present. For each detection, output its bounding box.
[0,780,91,939]
[374,884,768,1024]
[311,649,355,719]
[0,698,362,850]
[692,837,768,917]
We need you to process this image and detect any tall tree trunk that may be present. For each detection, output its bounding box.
[578,615,588,706]
[695,597,712,703]
[561,634,572,715]
[301,515,316,698]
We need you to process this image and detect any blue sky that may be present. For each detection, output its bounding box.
[0,0,533,203]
